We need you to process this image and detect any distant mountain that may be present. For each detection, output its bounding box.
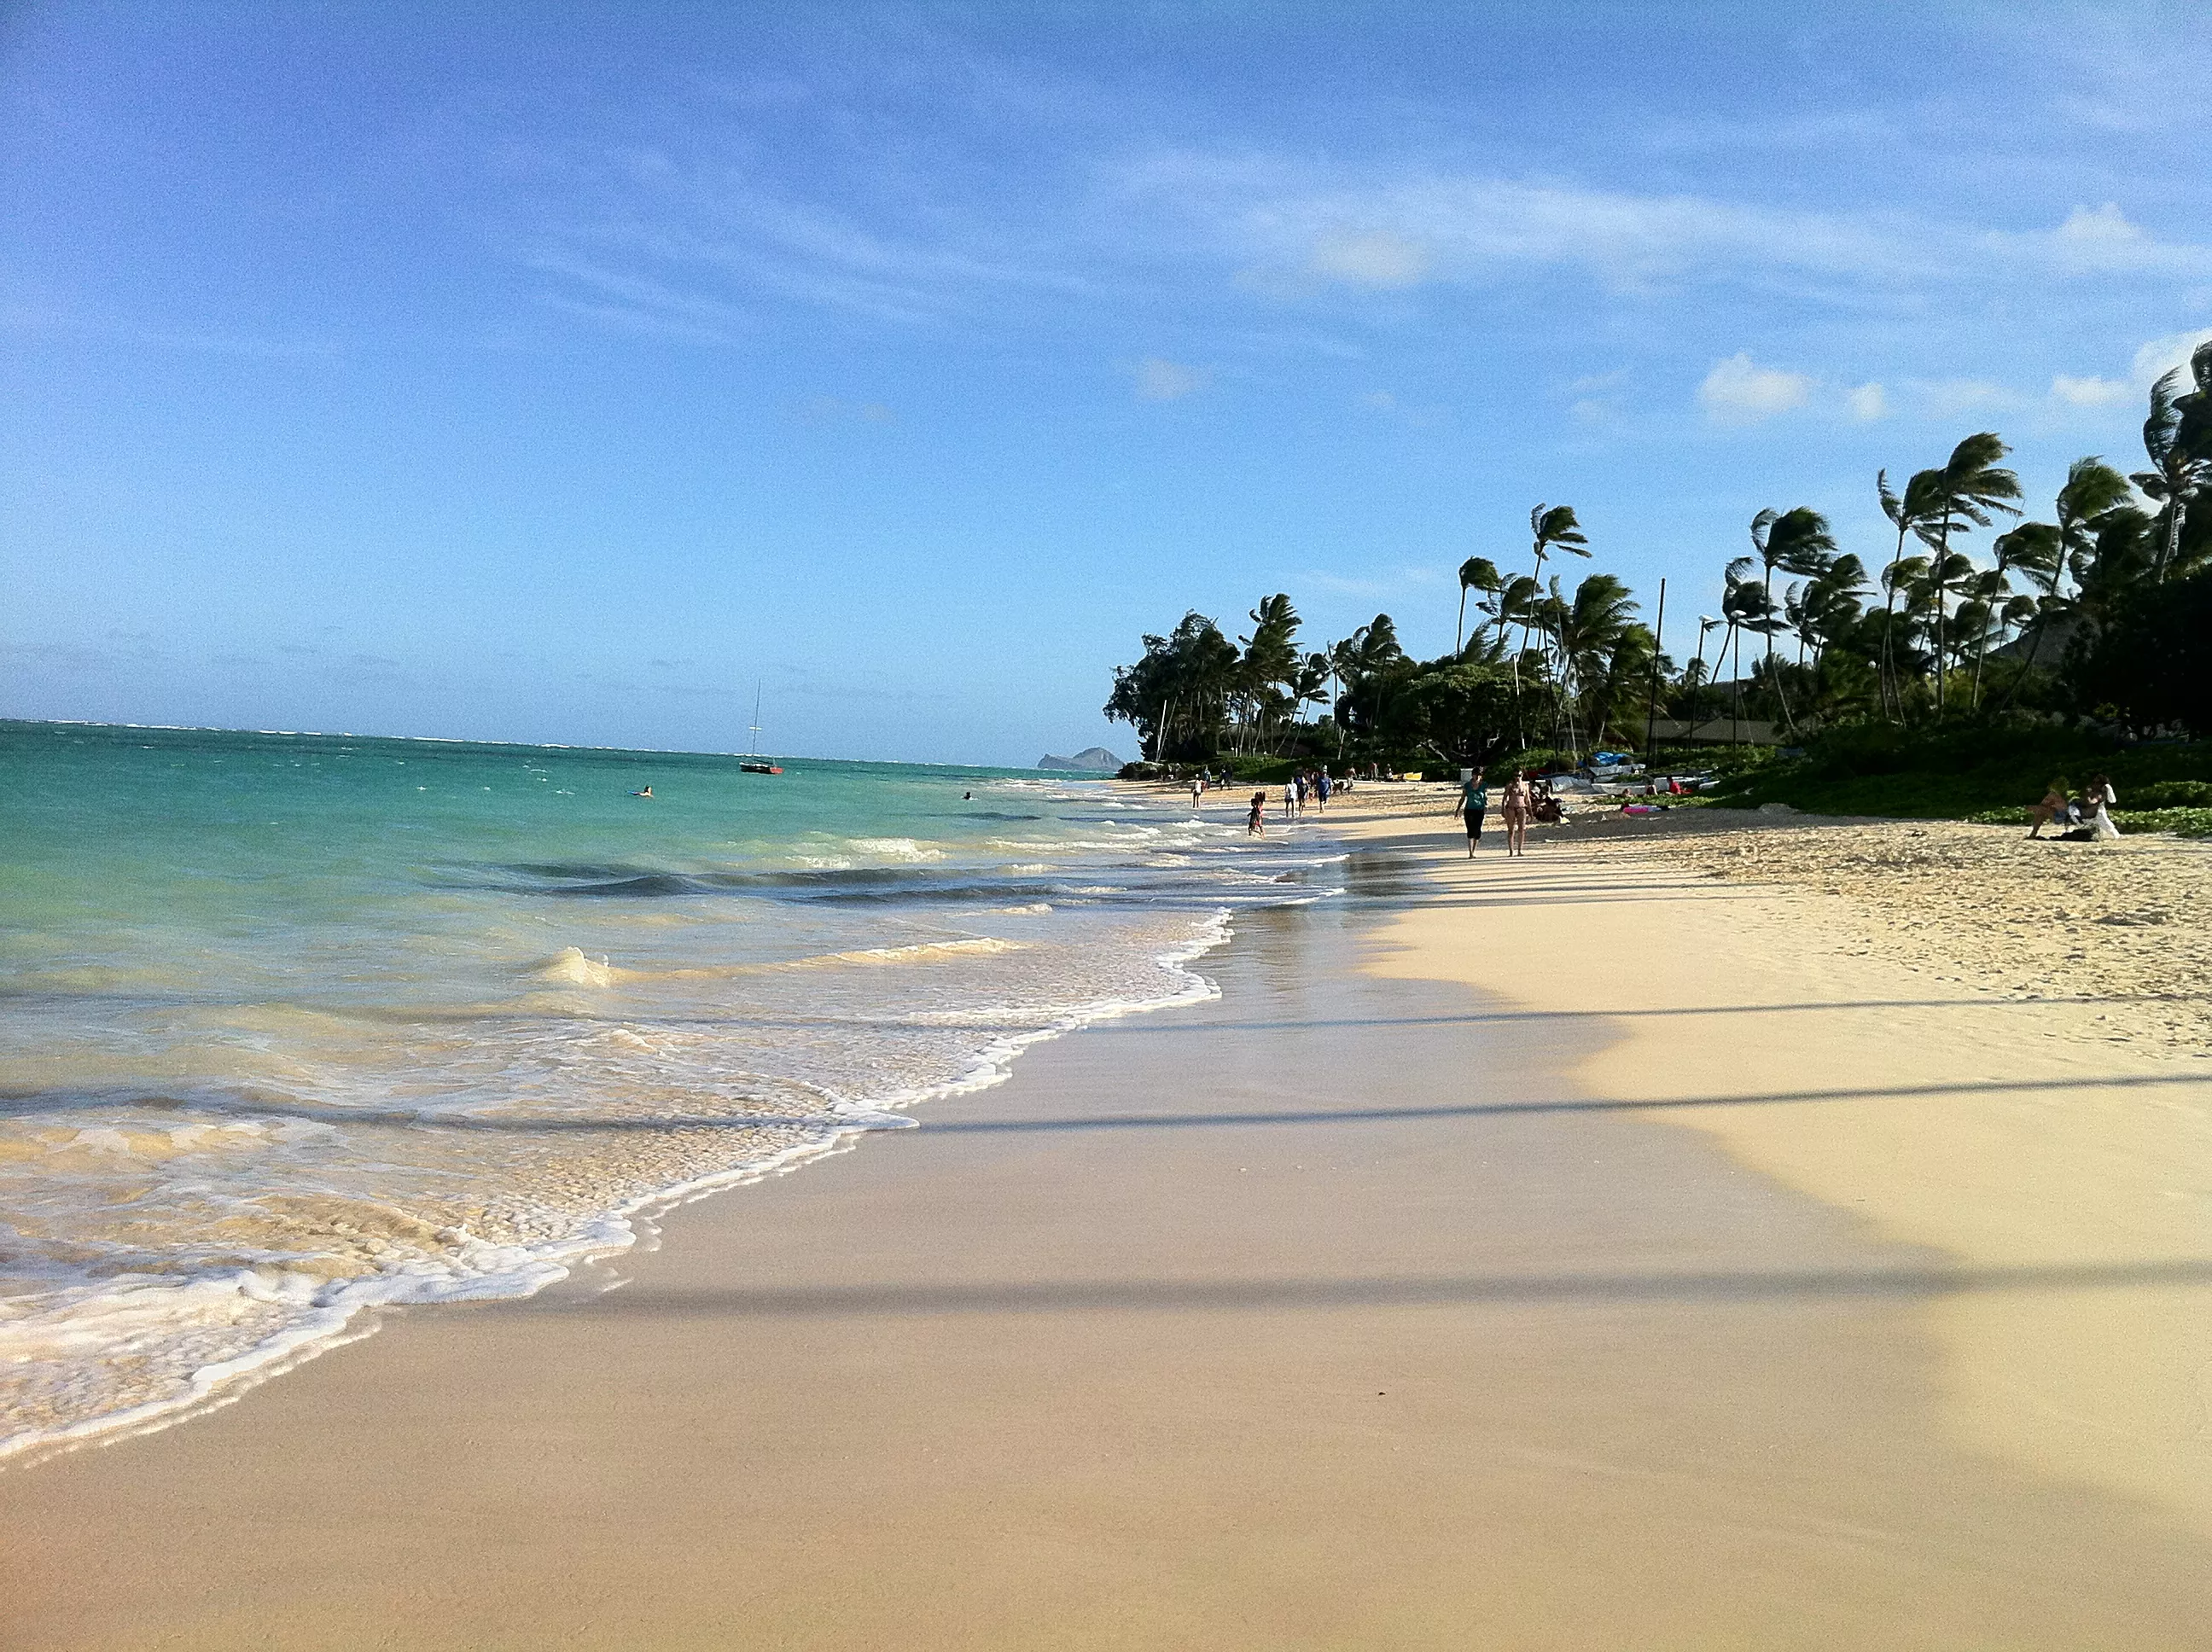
[1038,747,1121,771]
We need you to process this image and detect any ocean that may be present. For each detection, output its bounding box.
[0,721,1342,1457]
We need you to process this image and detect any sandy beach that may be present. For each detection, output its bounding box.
[6,798,2212,1648]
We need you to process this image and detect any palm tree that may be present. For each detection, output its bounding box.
[1920,433,2023,714]
[1550,573,1639,751]
[1521,504,1590,662]
[1456,557,1502,654]
[1747,507,1838,732]
[1876,468,1942,721]
[1689,615,1721,723]
[2134,343,2212,582]
[1966,520,2054,707]
[1719,559,1773,742]
[2004,457,2133,697]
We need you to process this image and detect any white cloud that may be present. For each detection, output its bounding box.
[1357,389,1398,411]
[1132,356,1209,401]
[2131,329,2212,387]
[1847,382,1888,422]
[1698,353,1812,424]
[2055,202,2145,248]
[1308,230,1431,288]
[2049,374,2133,407]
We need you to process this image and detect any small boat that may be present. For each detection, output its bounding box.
[741,685,783,775]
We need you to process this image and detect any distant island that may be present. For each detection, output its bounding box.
[1038,747,1121,771]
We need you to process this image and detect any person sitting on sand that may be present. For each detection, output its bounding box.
[2028,779,2067,839]
[1451,768,1487,856]
[1248,790,1267,836]
[2085,775,2120,841]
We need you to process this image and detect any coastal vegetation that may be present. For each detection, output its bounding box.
[1105,340,2212,822]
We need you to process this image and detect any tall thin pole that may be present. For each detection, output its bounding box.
[1644,577,1666,760]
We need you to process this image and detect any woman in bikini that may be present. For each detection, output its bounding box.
[1501,770,1533,858]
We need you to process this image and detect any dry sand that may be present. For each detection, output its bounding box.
[1335,788,2212,1534]
[5,798,2211,1648]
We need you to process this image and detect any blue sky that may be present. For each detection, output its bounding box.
[4,2,2209,765]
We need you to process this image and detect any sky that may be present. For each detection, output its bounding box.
[4,1,2210,765]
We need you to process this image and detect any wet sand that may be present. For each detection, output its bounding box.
[5,832,2211,1648]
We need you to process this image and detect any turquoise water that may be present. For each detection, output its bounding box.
[0,722,1342,1453]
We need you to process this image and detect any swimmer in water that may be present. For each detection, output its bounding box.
[631,786,653,798]
[963,791,972,800]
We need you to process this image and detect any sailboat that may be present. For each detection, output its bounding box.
[740,683,782,775]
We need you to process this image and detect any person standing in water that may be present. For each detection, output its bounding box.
[1247,790,1267,836]
[1451,769,1487,856]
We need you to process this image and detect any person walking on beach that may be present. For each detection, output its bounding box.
[1451,768,1488,856]
[1191,775,1204,809]
[1282,782,1295,820]
[1501,770,1533,857]
[1248,790,1267,836]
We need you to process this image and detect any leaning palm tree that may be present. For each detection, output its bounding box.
[1747,507,1838,732]
[1965,522,2056,707]
[1688,615,1721,723]
[1551,573,1639,753]
[2005,457,2133,698]
[1521,504,1590,661]
[1876,468,1943,720]
[1456,556,1502,654]
[1919,433,2023,714]
[1719,559,1773,742]
[2134,344,2212,582]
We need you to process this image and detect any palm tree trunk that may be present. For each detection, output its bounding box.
[1878,520,1908,723]
[1934,511,1953,716]
[1728,625,1743,746]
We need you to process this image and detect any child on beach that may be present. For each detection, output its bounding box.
[1248,791,1267,836]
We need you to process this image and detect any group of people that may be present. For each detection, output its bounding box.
[2029,775,2120,841]
[1450,767,1538,857]
[1222,767,1338,835]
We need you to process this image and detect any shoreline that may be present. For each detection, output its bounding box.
[5,810,2210,1645]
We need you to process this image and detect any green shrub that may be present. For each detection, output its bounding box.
[2115,807,2212,838]
[2122,780,2212,810]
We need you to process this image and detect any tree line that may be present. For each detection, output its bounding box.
[1107,340,2212,770]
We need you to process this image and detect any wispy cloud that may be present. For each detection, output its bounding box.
[1112,149,2212,300]
[1308,230,1430,288]
[1132,356,1209,401]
